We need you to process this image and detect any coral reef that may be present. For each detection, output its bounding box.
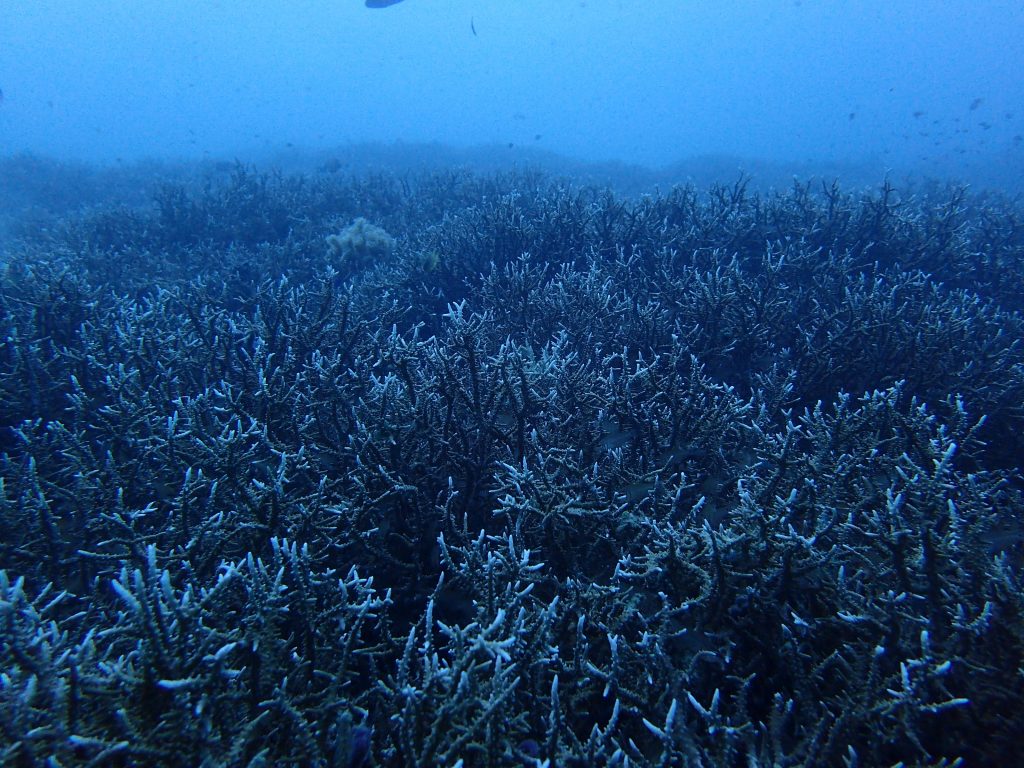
[0,163,1022,766]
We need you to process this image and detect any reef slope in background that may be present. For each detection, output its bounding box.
[1,153,1023,766]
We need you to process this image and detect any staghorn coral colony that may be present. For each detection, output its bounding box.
[0,162,1023,767]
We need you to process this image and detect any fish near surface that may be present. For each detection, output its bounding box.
[365,0,405,7]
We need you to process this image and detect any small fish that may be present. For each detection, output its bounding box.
[365,0,404,7]
[622,478,657,503]
[599,419,637,450]
[969,97,984,111]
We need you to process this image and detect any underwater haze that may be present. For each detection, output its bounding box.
[1,0,1023,186]
[3,2,1024,767]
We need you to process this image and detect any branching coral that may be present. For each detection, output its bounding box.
[0,164,1022,765]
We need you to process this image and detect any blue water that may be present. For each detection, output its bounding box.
[1,0,1022,190]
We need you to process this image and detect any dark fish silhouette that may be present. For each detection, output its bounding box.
[366,0,405,7]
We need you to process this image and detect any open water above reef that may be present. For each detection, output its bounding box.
[0,151,1022,766]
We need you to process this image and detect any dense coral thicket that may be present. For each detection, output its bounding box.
[1,165,1023,767]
